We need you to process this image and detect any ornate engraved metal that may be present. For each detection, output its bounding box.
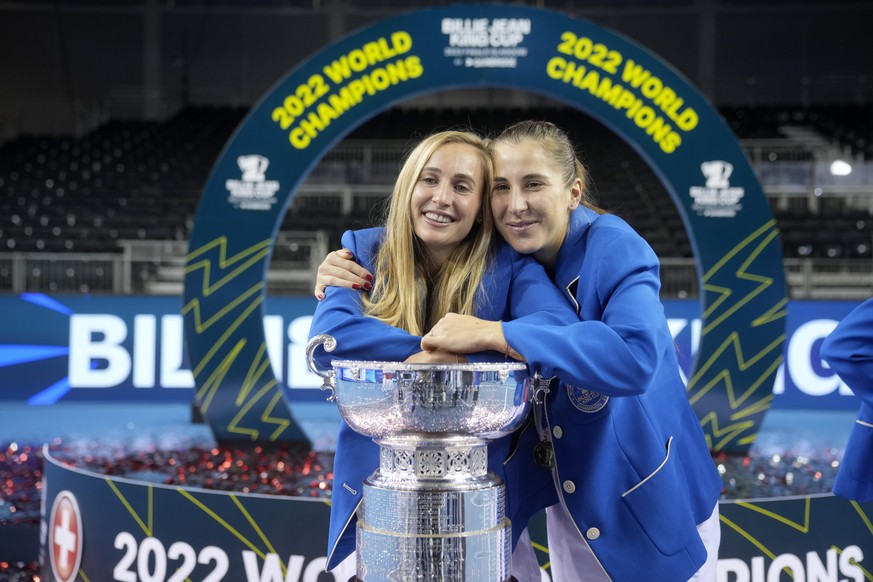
[377,437,489,481]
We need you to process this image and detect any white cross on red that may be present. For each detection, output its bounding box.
[54,505,77,571]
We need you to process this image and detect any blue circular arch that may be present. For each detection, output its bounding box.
[183,3,787,452]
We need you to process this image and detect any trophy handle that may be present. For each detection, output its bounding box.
[532,372,554,405]
[306,334,337,401]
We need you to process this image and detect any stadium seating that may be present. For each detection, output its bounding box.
[1,104,871,296]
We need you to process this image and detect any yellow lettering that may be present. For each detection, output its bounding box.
[545,50,685,153]
[653,87,677,110]
[675,108,698,132]
[347,79,367,101]
[595,77,623,106]
[404,55,423,78]
[546,56,566,80]
[632,106,656,128]
[362,42,383,64]
[391,31,412,54]
[329,89,358,114]
[621,59,651,88]
[360,73,376,95]
[289,53,423,151]
[383,61,406,84]
[376,37,397,59]
[660,132,681,154]
[322,31,413,84]
[300,111,326,137]
[627,98,644,117]
[316,102,338,126]
[564,61,587,85]
[323,59,351,84]
[578,69,601,94]
[620,61,697,134]
[348,49,368,72]
[370,68,390,91]
[645,116,673,144]
[614,89,636,112]
[290,127,310,149]
[640,76,663,99]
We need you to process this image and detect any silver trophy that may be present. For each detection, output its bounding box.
[307,334,532,582]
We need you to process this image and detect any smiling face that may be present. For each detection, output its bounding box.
[490,138,581,269]
[410,142,485,268]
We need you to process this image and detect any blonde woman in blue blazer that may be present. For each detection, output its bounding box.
[821,298,873,502]
[307,129,577,574]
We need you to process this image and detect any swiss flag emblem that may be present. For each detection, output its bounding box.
[49,491,83,582]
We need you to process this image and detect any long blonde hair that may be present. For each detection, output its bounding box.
[363,130,495,336]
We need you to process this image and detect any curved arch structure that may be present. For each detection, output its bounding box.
[183,4,787,452]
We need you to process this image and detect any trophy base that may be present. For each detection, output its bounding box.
[355,438,513,582]
[356,516,512,582]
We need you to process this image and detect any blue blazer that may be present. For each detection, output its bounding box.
[308,228,577,569]
[821,298,873,502]
[502,207,724,581]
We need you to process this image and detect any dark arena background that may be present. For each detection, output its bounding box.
[1,1,872,580]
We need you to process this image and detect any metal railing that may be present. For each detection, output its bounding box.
[1,243,869,300]
[658,257,873,301]
[0,231,329,296]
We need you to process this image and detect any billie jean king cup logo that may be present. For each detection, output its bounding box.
[691,160,744,218]
[226,154,280,210]
[238,154,270,182]
[701,160,734,189]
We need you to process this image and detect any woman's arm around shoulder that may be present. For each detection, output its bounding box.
[308,229,421,367]
[501,219,672,396]
[502,243,577,325]
[418,245,575,359]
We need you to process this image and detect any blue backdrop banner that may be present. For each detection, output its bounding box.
[0,295,862,411]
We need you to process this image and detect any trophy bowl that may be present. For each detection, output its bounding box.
[333,361,531,440]
[306,334,532,582]
[307,334,532,440]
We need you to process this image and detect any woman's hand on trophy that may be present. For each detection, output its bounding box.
[313,248,373,300]
[404,350,467,364]
[422,314,510,356]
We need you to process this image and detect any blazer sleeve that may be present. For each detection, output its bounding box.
[307,230,421,369]
[505,251,578,325]
[821,298,873,407]
[501,224,671,397]
[461,246,578,365]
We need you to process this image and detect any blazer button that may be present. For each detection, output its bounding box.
[562,480,576,494]
[552,425,563,439]
[586,527,600,540]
